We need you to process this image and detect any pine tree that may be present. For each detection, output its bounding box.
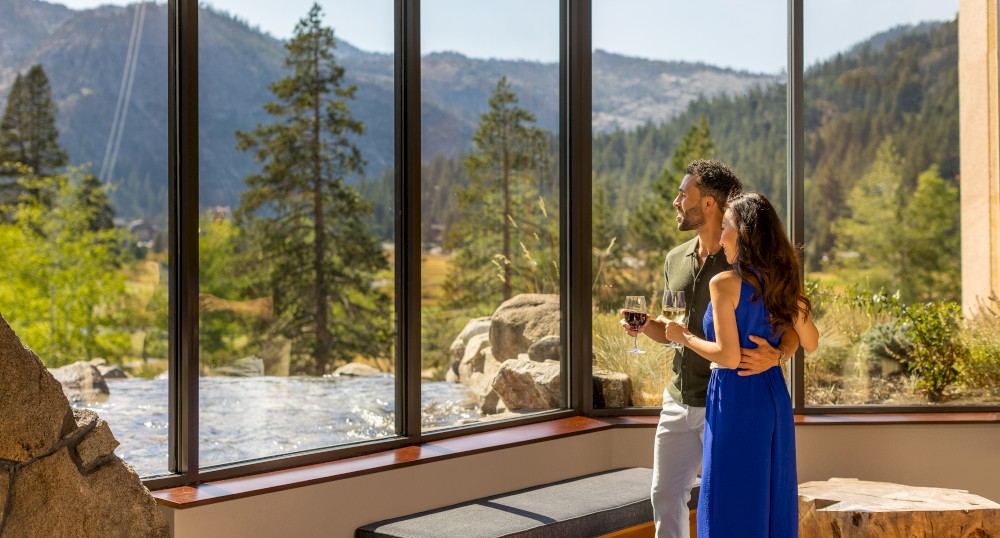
[75,173,115,232]
[444,77,553,307]
[627,116,715,274]
[899,165,961,302]
[235,3,390,375]
[0,65,67,178]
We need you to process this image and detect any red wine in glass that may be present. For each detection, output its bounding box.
[623,295,647,354]
[623,310,649,331]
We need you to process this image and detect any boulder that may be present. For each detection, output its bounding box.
[471,371,505,415]
[0,312,169,537]
[490,294,560,362]
[49,361,110,403]
[482,347,502,378]
[527,335,561,362]
[332,362,383,377]
[798,478,1000,538]
[449,317,492,360]
[457,333,491,383]
[97,365,129,379]
[593,369,632,408]
[491,358,561,411]
[445,362,460,383]
[212,355,265,377]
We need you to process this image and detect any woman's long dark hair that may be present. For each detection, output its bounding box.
[726,192,811,333]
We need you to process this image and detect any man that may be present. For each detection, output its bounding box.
[623,159,799,537]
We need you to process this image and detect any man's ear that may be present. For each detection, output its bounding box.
[702,195,717,211]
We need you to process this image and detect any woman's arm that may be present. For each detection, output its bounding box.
[793,300,820,352]
[664,271,743,368]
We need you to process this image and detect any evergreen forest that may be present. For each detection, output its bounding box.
[0,13,966,379]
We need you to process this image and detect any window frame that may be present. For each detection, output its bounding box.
[143,0,998,490]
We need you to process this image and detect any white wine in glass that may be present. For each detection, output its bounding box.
[661,291,686,350]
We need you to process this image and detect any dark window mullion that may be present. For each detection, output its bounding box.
[788,0,805,412]
[565,0,593,415]
[169,0,199,479]
[396,0,422,438]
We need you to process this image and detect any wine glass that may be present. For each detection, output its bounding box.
[623,296,648,354]
[661,291,686,349]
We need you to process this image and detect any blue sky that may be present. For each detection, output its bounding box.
[56,0,958,74]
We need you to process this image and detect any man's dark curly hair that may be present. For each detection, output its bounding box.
[686,159,742,208]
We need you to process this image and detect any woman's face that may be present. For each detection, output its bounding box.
[720,209,739,265]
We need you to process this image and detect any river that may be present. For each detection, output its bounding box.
[74,375,480,478]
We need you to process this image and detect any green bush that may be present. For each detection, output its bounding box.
[960,297,1000,391]
[897,301,967,402]
[861,322,913,374]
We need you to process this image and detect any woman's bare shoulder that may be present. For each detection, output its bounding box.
[709,271,742,304]
[710,270,741,288]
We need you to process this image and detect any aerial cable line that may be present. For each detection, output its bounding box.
[99,1,147,184]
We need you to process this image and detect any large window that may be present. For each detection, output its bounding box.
[801,1,997,407]
[590,1,787,408]
[197,0,400,468]
[420,0,564,429]
[0,2,169,477]
[3,0,997,488]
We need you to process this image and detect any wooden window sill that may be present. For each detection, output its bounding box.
[152,416,630,509]
[794,412,1000,425]
[152,412,998,509]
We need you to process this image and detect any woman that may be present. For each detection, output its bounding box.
[664,191,819,537]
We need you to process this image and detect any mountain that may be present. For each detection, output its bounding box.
[591,19,958,270]
[0,0,775,220]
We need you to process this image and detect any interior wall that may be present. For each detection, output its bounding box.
[161,423,1000,537]
[960,0,1000,311]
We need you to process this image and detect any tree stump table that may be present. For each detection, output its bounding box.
[799,478,1000,537]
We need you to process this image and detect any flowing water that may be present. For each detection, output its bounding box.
[74,375,479,477]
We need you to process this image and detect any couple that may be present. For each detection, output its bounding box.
[622,160,819,537]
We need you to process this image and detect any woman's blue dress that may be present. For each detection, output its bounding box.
[697,279,797,537]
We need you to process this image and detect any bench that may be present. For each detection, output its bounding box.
[356,467,678,538]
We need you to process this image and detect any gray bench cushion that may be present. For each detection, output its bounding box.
[356,467,655,538]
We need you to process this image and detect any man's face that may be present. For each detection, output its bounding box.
[674,174,706,231]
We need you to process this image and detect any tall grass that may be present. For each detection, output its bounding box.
[592,310,672,406]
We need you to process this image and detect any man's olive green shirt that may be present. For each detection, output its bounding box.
[663,236,731,407]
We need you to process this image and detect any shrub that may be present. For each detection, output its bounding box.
[861,322,913,374]
[897,301,967,402]
[592,310,671,406]
[960,296,1000,391]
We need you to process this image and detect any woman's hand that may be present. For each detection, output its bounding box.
[663,319,687,344]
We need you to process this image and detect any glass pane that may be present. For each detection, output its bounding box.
[0,3,169,476]
[591,1,787,407]
[421,0,563,430]
[198,0,397,467]
[802,1,995,406]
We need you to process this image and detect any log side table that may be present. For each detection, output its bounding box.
[799,478,1000,537]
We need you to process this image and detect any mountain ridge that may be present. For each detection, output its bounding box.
[0,0,775,218]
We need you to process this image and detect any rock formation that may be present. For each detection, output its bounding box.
[0,313,169,537]
[447,294,634,414]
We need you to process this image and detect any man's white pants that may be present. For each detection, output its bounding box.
[651,389,706,538]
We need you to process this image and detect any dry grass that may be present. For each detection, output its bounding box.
[805,291,1000,405]
[592,310,672,406]
[420,253,452,307]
